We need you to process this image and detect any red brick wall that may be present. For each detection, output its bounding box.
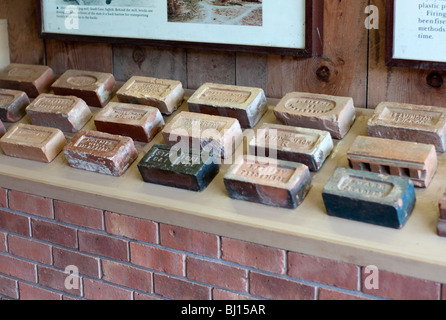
[0,187,443,300]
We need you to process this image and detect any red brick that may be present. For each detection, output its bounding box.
[54,200,103,230]
[102,259,152,293]
[0,209,30,236]
[0,231,6,252]
[8,190,53,218]
[53,247,100,278]
[19,282,62,300]
[154,273,211,300]
[83,278,132,300]
[104,211,157,243]
[361,268,440,300]
[187,257,248,292]
[213,288,256,300]
[318,288,373,300]
[0,188,7,208]
[37,265,81,296]
[221,238,285,274]
[31,219,77,248]
[287,252,359,290]
[8,234,52,264]
[249,272,316,300]
[78,230,128,261]
[130,242,185,276]
[0,274,18,299]
[0,253,36,282]
[442,284,446,300]
[159,223,218,258]
[134,292,163,300]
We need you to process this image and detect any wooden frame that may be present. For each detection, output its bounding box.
[37,0,323,57]
[386,0,446,71]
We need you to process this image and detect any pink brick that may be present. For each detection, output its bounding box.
[249,272,315,300]
[83,278,132,300]
[101,259,152,293]
[53,247,100,278]
[8,234,52,264]
[154,274,211,300]
[0,253,36,282]
[31,219,77,248]
[187,257,248,292]
[0,274,18,299]
[318,288,373,300]
[213,288,256,300]
[0,209,30,236]
[54,200,103,230]
[361,268,440,300]
[37,265,81,296]
[8,190,53,218]
[221,238,286,274]
[104,211,157,243]
[19,282,62,300]
[159,223,219,258]
[78,230,128,261]
[0,231,6,252]
[287,252,359,290]
[130,242,185,276]
[0,188,7,208]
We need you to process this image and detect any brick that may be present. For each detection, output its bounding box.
[19,282,62,300]
[0,88,29,122]
[83,278,132,300]
[440,193,446,220]
[104,211,157,243]
[116,76,184,115]
[31,219,77,248]
[347,136,437,188]
[0,119,4,137]
[64,130,138,177]
[26,94,92,133]
[361,268,440,300]
[162,111,243,159]
[224,155,312,209]
[78,230,128,261]
[51,69,116,108]
[0,253,36,282]
[134,292,163,300]
[154,273,211,300]
[130,242,185,276]
[249,272,316,300]
[187,83,268,128]
[221,238,286,274]
[8,234,52,264]
[287,252,359,290]
[0,63,56,98]
[0,231,6,252]
[318,288,372,300]
[442,284,446,300]
[274,92,356,139]
[186,257,248,292]
[9,190,53,219]
[137,144,220,192]
[101,259,152,293]
[0,188,6,208]
[0,123,66,163]
[437,218,446,237]
[0,209,30,236]
[367,102,446,152]
[249,123,333,172]
[0,274,18,299]
[213,288,256,300]
[322,168,416,229]
[159,223,219,258]
[94,102,165,143]
[54,200,103,230]
[38,265,81,296]
[53,247,100,278]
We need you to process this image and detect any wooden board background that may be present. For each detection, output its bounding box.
[0,0,445,109]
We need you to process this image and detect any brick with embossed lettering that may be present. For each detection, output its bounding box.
[274,92,356,139]
[0,89,29,122]
[116,76,184,115]
[0,123,66,162]
[63,130,138,177]
[94,102,164,142]
[162,111,243,159]
[51,69,116,107]
[26,94,92,133]
[187,83,268,128]
[224,155,312,209]
[248,123,333,171]
[137,144,219,192]
[367,102,446,153]
[0,63,56,98]
[322,168,416,229]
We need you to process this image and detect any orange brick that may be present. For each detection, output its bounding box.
[83,278,132,300]
[53,247,100,278]
[154,274,211,300]
[78,230,128,261]
[19,282,62,300]
[31,219,77,248]
[0,274,18,299]
[0,188,6,208]
[54,200,103,230]
[101,259,152,293]
[8,234,52,264]
[37,265,81,296]
[0,209,30,236]
[104,211,157,243]
[0,253,36,282]
[8,190,53,218]
[318,288,373,300]
[213,288,256,300]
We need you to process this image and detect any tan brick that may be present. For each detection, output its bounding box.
[54,200,103,230]
[104,211,157,243]
[154,274,211,300]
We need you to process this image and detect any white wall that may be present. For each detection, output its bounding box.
[0,20,10,69]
